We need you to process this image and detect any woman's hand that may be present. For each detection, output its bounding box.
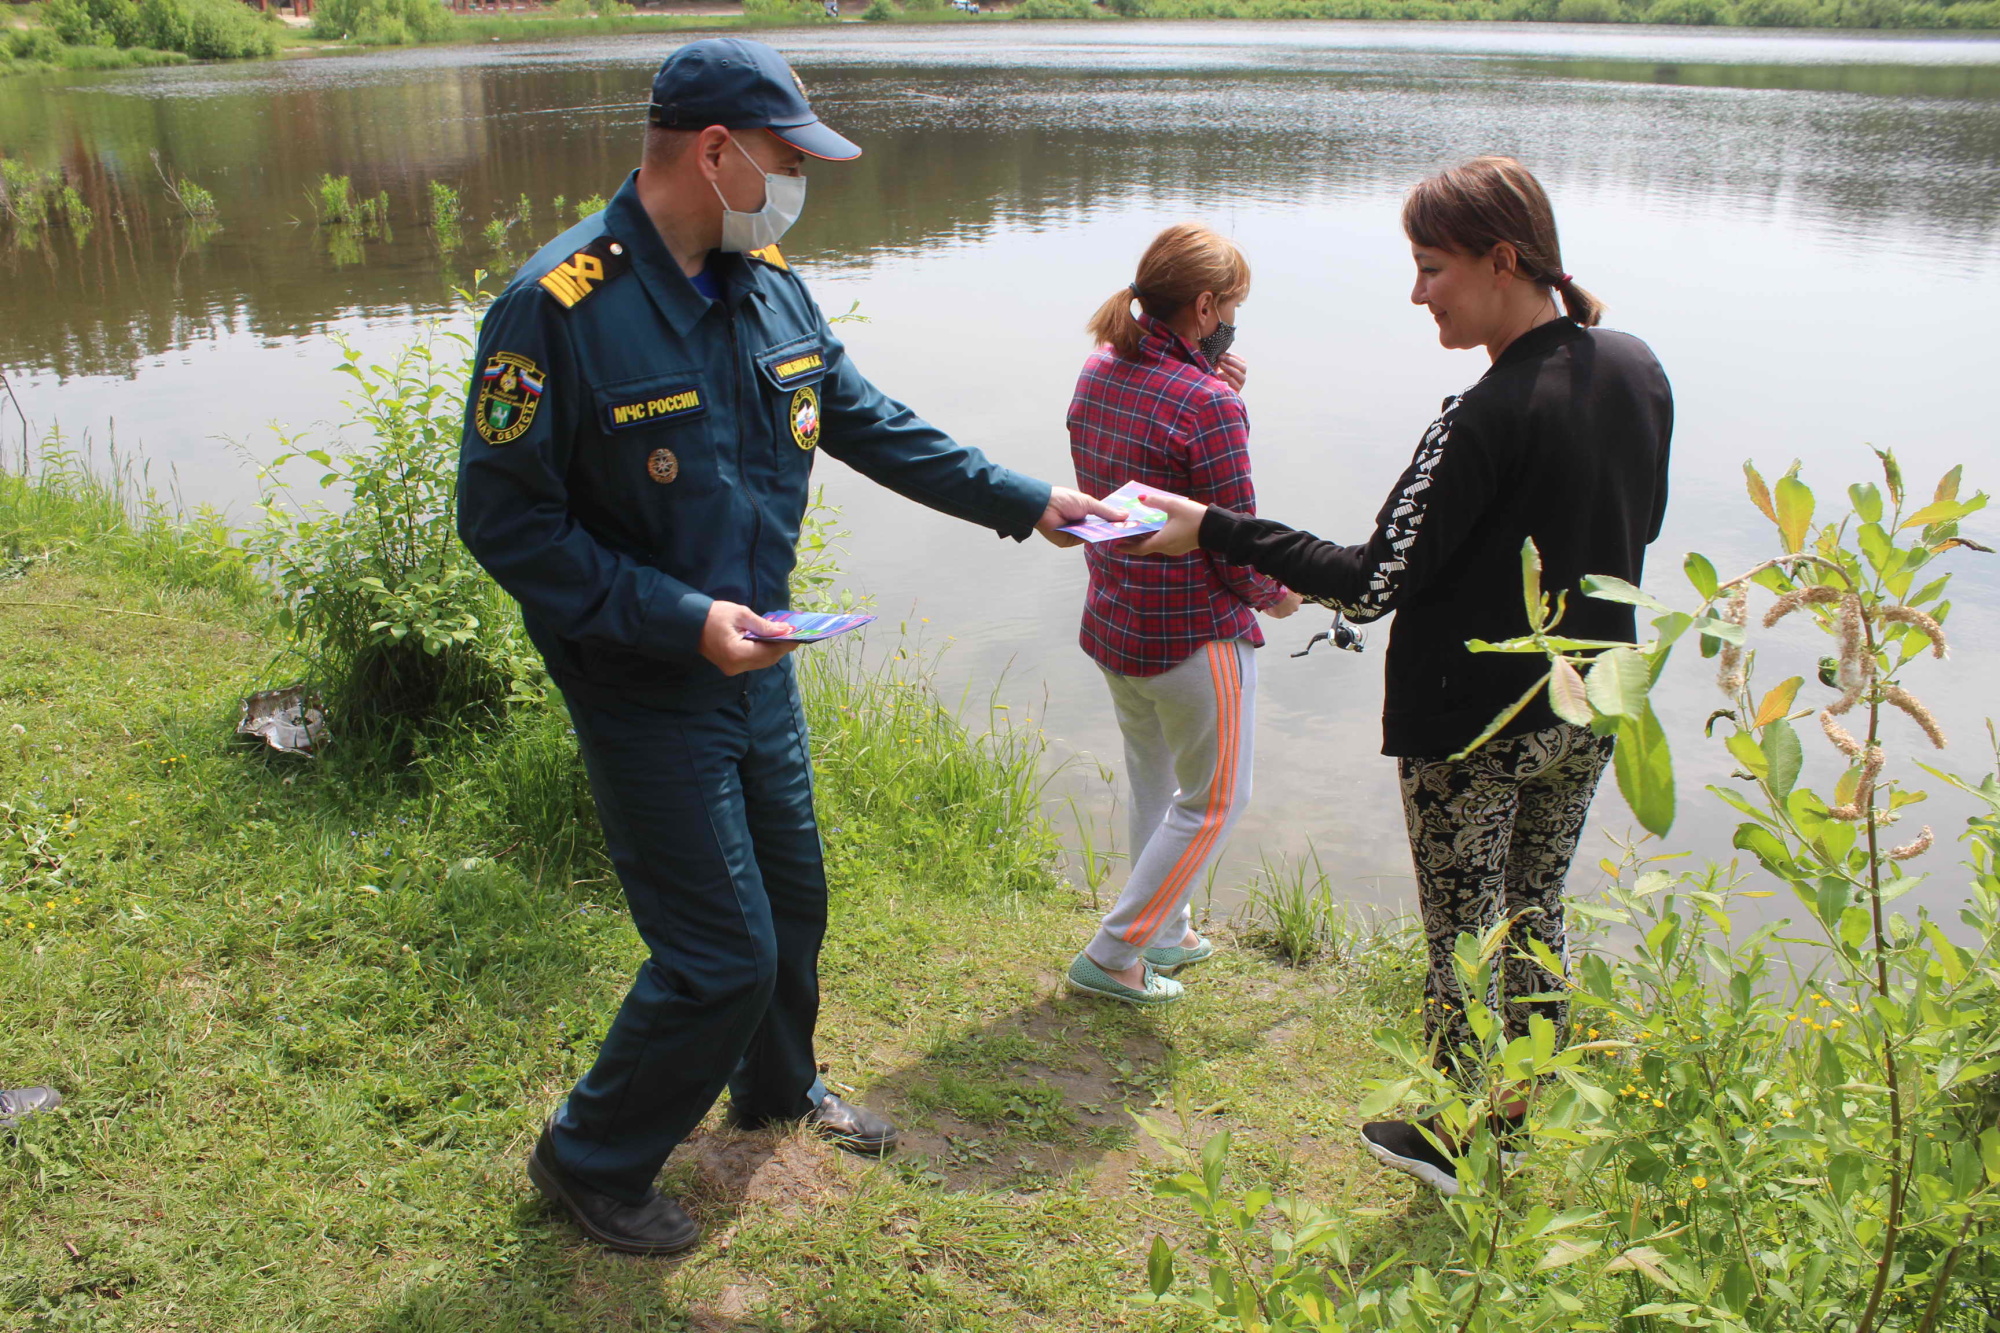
[1036,487,1126,548]
[1213,353,1248,394]
[1264,590,1302,619]
[1128,492,1208,556]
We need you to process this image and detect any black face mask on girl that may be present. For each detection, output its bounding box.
[1199,321,1237,369]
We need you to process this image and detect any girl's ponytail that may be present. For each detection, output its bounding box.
[1087,284,1149,359]
[1088,223,1250,360]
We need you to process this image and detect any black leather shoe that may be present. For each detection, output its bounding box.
[0,1086,60,1129]
[733,1091,899,1157]
[527,1129,701,1256]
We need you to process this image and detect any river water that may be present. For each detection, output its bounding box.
[3,22,1998,918]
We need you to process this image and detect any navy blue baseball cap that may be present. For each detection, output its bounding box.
[648,38,860,162]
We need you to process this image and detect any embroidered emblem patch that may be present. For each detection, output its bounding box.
[604,385,704,432]
[475,352,544,446]
[789,386,820,451]
[646,448,680,485]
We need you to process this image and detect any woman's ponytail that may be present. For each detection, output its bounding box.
[1088,223,1250,360]
[1405,156,1605,328]
[1554,275,1604,329]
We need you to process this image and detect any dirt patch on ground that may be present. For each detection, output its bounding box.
[676,1128,844,1218]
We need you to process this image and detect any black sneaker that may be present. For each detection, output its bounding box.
[1361,1115,1527,1198]
[527,1129,702,1256]
[1361,1119,1462,1196]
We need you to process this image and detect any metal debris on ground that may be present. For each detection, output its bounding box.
[236,684,326,756]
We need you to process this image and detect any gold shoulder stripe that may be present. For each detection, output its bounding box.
[747,244,789,271]
[537,235,630,310]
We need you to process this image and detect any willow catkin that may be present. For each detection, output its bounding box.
[1889,826,1935,861]
[1874,604,1948,659]
[1820,708,1863,758]
[1717,587,1749,697]
[1837,593,1871,690]
[1762,584,1840,628]
[1828,743,1886,822]
[1883,684,1946,749]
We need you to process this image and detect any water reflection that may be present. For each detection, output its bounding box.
[2,25,1998,916]
[5,28,2000,380]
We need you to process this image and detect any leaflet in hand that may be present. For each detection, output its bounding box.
[1058,481,1175,543]
[744,609,877,643]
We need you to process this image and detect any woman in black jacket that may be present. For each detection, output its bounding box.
[1138,156,1672,1196]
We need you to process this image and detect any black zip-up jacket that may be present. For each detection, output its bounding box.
[1198,318,1672,758]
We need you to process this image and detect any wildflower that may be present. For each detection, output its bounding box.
[1830,1020,1844,1029]
[1817,998,1832,1008]
[1588,1028,1601,1039]
[1652,1098,1666,1108]
[1889,826,1935,861]
[1692,1175,1708,1189]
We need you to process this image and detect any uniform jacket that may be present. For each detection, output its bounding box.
[1199,318,1673,757]
[457,171,1051,709]
[1067,316,1287,678]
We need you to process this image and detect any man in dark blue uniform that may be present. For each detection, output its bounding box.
[456,38,1114,1256]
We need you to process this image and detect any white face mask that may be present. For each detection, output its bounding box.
[712,136,806,253]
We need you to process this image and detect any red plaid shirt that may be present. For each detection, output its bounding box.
[1069,317,1288,677]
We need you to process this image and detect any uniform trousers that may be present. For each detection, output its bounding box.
[1087,639,1257,972]
[1397,720,1614,1082]
[548,660,827,1205]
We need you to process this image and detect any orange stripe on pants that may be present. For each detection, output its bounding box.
[1121,641,1243,946]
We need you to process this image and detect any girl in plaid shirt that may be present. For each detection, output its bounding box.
[1064,223,1300,1008]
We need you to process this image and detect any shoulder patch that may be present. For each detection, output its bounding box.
[475,352,544,447]
[746,244,789,272]
[539,235,631,309]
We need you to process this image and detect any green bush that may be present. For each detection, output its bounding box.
[1555,0,1623,17]
[248,327,544,747]
[862,0,897,15]
[742,0,835,20]
[42,0,277,58]
[1644,0,1732,21]
[310,0,454,44]
[1735,0,1824,20]
[1142,452,2000,1330]
[4,28,70,62]
[1015,0,1096,16]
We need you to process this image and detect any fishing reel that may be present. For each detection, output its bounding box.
[1291,611,1366,658]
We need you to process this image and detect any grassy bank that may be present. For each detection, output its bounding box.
[0,456,1434,1330]
[1,326,1996,1333]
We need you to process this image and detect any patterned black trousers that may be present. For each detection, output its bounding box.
[1397,722,1614,1082]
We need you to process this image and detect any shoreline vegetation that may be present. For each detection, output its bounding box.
[0,287,1997,1323]
[5,0,2000,79]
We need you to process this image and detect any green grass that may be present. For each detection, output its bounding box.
[0,463,1455,1331]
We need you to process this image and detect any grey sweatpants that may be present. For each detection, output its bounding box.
[1086,639,1257,972]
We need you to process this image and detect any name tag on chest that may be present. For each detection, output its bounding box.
[603,384,706,432]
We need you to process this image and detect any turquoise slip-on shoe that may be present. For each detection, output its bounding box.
[1142,935,1216,976]
[1066,952,1184,1007]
